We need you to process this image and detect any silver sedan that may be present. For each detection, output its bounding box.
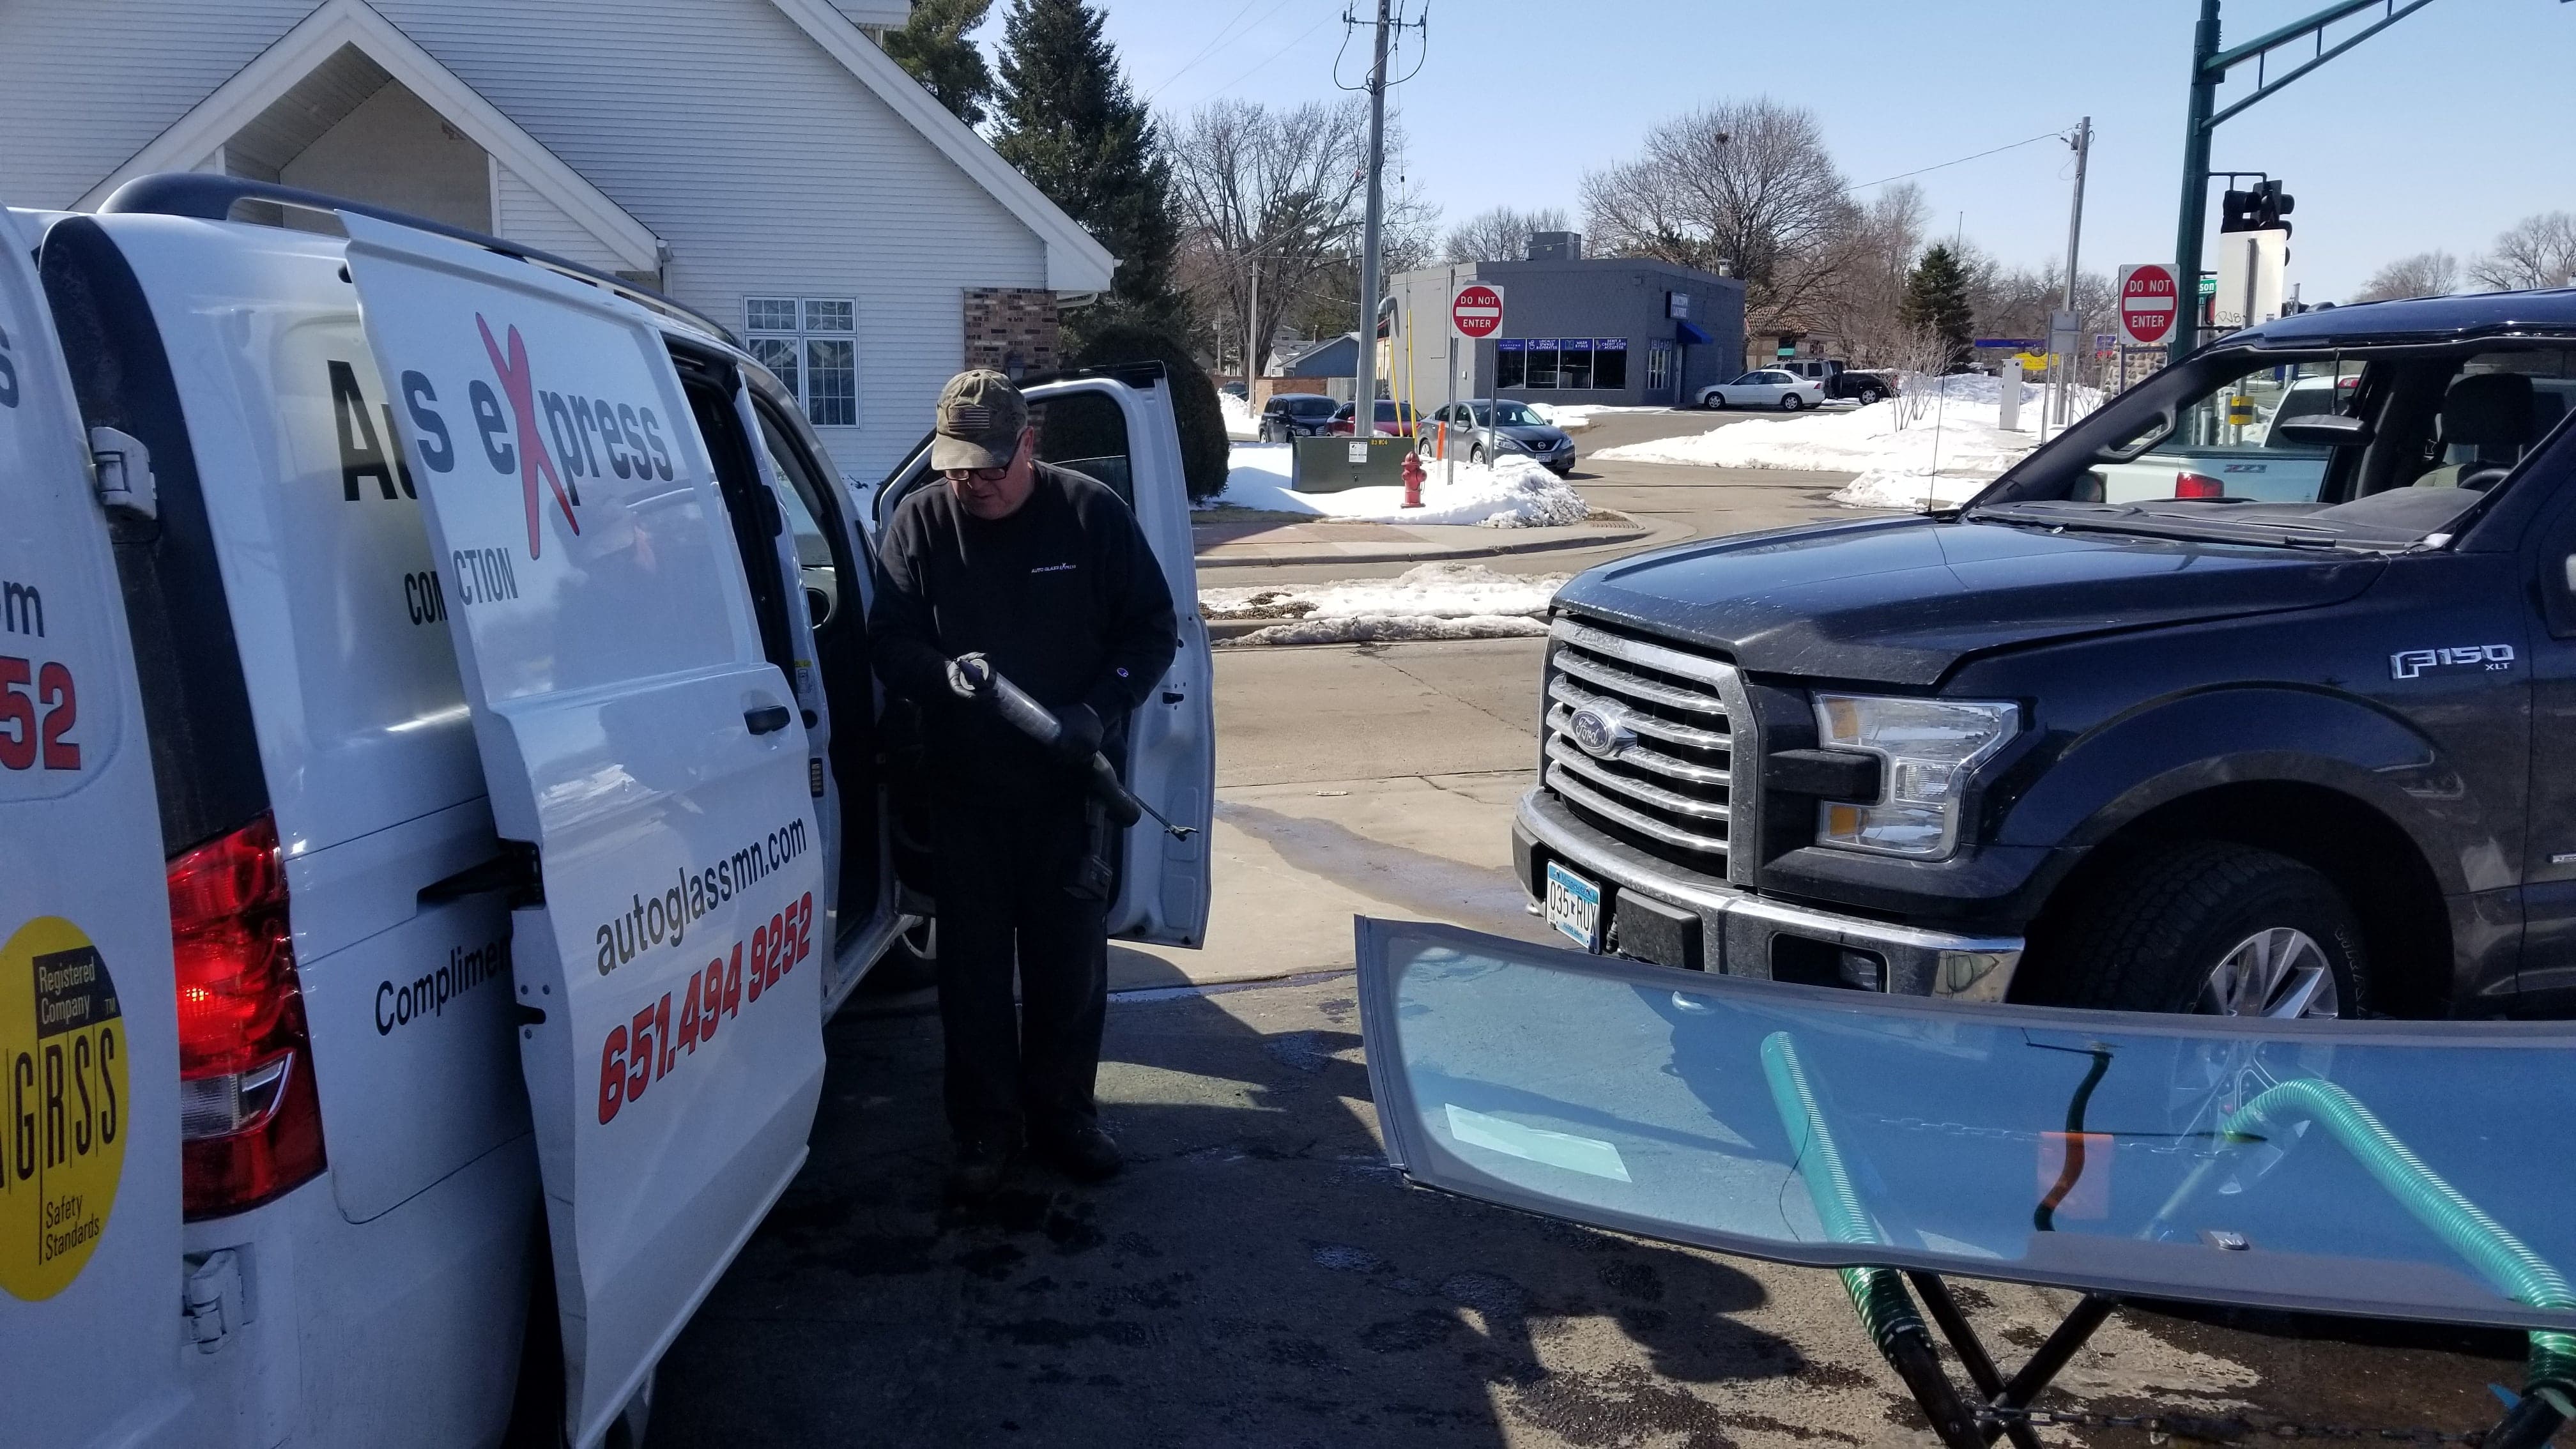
[1696,369,1827,411]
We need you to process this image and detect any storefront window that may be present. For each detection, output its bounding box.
[1496,339,1628,391]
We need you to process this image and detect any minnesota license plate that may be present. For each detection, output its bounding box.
[1545,862,1602,951]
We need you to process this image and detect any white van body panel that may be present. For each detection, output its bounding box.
[341,213,828,1449]
[0,200,190,1449]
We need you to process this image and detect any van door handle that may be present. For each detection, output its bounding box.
[745,705,793,735]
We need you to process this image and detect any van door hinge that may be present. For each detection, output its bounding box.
[90,427,157,521]
[183,1249,245,1352]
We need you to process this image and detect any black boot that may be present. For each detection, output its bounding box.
[1032,1122,1122,1183]
[946,1137,1018,1202]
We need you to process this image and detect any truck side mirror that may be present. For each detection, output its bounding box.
[2562,554,2576,597]
[2274,414,2373,447]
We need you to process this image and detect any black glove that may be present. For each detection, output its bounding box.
[945,652,995,696]
[1049,703,1103,767]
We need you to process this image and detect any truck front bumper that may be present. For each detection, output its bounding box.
[1514,788,2023,1001]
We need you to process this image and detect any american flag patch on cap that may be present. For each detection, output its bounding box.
[950,404,993,432]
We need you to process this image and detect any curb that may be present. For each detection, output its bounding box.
[1192,514,1669,571]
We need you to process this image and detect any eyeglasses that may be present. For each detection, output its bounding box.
[944,465,1010,484]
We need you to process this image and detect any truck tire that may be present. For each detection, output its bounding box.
[2027,842,2365,1018]
[1855,384,1885,405]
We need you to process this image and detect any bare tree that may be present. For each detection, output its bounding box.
[2352,250,2461,303]
[1813,182,1926,365]
[1579,99,1859,330]
[2469,211,2576,292]
[1441,206,1571,264]
[1165,98,1435,372]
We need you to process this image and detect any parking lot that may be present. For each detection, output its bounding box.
[654,507,2529,1446]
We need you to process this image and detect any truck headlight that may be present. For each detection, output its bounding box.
[1813,694,2018,859]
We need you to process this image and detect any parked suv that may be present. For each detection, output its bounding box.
[1517,288,2576,1022]
[1782,358,1896,405]
[1257,392,1340,441]
[2,176,1213,1449]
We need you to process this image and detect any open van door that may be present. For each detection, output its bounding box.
[338,215,827,1448]
[0,204,188,1448]
[871,371,1215,946]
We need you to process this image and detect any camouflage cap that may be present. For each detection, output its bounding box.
[930,369,1029,471]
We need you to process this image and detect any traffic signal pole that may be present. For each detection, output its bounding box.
[2168,0,2444,364]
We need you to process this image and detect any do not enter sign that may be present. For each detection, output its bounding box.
[2117,263,2179,347]
[1451,283,1504,339]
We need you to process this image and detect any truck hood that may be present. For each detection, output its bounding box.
[1554,516,2385,686]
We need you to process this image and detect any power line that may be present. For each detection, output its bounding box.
[1144,0,1277,101]
[1195,5,1337,100]
[1846,128,2071,193]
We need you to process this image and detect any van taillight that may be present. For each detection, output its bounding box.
[168,814,325,1218]
[2175,472,2225,499]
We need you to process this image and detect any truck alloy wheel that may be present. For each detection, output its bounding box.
[1857,387,1884,405]
[2021,841,2365,1018]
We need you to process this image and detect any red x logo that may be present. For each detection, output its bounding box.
[478,314,580,558]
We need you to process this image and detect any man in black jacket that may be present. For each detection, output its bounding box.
[870,369,1177,1200]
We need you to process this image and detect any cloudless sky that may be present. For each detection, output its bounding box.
[977,0,2575,303]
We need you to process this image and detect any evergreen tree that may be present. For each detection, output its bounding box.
[885,0,994,126]
[992,0,1185,342]
[1899,243,1975,371]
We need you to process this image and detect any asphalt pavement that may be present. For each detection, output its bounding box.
[650,443,2524,1447]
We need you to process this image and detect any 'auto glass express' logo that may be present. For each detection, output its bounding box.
[387,314,678,560]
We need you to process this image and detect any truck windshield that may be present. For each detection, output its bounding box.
[1972,346,2576,549]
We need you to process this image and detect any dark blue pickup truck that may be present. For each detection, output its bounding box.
[1517,288,2576,1022]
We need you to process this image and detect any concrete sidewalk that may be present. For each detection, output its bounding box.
[1192,510,1661,569]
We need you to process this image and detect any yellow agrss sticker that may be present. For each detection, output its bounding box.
[0,916,128,1301]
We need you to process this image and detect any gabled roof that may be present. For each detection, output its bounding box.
[77,0,659,273]
[765,0,1116,291]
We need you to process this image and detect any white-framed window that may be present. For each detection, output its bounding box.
[746,296,858,427]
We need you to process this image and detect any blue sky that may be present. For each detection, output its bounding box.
[981,0,2575,301]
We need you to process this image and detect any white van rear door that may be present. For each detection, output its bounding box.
[1035,376,1215,947]
[338,216,826,1449]
[0,205,188,1448]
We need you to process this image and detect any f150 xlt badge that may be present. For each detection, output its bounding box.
[2390,644,2515,680]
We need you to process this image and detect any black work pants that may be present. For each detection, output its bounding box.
[930,787,1108,1148]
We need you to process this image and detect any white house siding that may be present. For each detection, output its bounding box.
[281,82,492,232]
[491,165,631,274]
[0,0,319,205]
[0,0,1060,483]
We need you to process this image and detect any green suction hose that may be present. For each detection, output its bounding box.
[1761,1031,1984,1448]
[2220,1077,2575,1436]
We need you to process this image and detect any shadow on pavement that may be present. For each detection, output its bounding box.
[647,970,1883,1448]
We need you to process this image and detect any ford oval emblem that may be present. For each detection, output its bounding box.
[1568,704,1635,759]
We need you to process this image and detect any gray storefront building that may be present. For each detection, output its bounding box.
[1386,240,1745,411]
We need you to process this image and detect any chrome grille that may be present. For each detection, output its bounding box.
[1541,616,1736,870]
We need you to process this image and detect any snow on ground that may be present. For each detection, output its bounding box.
[1199,441,1590,527]
[1529,402,1671,431]
[1220,391,1259,440]
[1591,374,2099,511]
[1200,563,1566,646]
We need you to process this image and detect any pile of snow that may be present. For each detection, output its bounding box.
[1219,391,1259,440]
[1529,402,1670,432]
[1593,374,2101,512]
[1201,563,1567,646]
[1199,442,1590,528]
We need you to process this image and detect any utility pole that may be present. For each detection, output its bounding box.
[1246,254,1261,386]
[2053,116,2092,429]
[1351,0,1393,436]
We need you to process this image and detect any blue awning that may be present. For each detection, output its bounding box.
[1676,319,1714,346]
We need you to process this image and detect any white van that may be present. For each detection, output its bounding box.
[0,176,1213,1449]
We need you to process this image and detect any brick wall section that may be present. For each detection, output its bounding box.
[962,287,1058,377]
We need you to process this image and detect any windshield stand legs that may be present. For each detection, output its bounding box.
[1874,1272,2117,1448]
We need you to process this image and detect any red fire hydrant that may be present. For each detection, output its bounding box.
[1400,447,1426,509]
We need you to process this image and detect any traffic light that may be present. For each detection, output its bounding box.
[2221,180,2295,235]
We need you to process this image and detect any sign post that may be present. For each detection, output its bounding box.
[2116,264,2180,350]
[1450,282,1504,468]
